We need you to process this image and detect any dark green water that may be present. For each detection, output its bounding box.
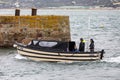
[0,9,120,80]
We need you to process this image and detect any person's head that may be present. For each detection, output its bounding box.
[90,39,94,43]
[80,38,83,42]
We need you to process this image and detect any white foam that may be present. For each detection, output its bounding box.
[57,61,73,64]
[15,54,27,60]
[102,56,120,63]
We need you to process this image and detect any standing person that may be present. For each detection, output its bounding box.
[79,38,85,52]
[89,39,94,52]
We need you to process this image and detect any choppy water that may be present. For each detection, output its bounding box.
[0,9,120,80]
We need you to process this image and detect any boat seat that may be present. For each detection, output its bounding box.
[27,40,40,48]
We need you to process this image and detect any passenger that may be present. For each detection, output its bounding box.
[89,39,94,52]
[79,38,85,52]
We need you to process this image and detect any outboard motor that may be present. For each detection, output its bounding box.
[100,49,105,59]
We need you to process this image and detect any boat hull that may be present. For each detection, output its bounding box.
[16,46,104,62]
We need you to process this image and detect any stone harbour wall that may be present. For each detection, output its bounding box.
[0,15,71,47]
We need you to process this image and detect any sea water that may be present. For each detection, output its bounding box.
[0,9,120,80]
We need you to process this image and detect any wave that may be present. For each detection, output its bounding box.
[102,56,120,63]
[57,61,74,64]
[15,54,28,60]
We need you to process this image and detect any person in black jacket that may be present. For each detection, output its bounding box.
[89,39,94,52]
[79,38,85,52]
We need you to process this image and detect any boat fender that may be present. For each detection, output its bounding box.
[13,44,17,48]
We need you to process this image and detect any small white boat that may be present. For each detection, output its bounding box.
[14,40,105,62]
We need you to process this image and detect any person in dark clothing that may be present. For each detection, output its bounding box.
[79,38,85,52]
[89,39,94,52]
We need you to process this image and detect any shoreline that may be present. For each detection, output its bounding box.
[0,7,120,16]
[0,7,120,10]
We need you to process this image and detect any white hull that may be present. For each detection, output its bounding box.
[17,46,103,62]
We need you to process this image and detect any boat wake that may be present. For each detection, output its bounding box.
[15,54,28,60]
[102,56,120,63]
[57,61,74,64]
